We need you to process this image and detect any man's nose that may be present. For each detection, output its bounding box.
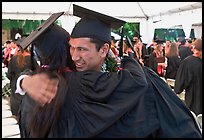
[71,49,80,61]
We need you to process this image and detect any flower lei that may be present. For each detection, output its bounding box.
[101,56,119,72]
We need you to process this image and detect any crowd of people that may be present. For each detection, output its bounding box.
[2,4,202,138]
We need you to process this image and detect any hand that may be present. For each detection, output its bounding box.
[139,59,144,66]
[22,73,59,106]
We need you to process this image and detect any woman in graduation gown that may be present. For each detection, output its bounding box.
[164,42,181,79]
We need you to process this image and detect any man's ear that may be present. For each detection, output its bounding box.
[100,43,110,58]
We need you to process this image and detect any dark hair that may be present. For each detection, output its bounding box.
[180,39,186,45]
[38,39,76,72]
[90,38,110,51]
[27,36,76,138]
[28,70,68,138]
[5,40,11,44]
[188,40,192,43]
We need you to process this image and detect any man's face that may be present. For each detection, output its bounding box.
[133,36,139,42]
[69,37,107,72]
[166,41,171,46]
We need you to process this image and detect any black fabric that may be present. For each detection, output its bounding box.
[33,24,70,60]
[154,39,165,45]
[174,56,202,115]
[19,12,64,50]
[165,56,181,79]
[142,67,201,137]
[178,45,193,61]
[7,55,38,116]
[71,4,125,43]
[19,57,201,138]
[148,52,158,74]
[17,69,37,138]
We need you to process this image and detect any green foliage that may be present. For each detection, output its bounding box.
[111,22,140,40]
[154,28,195,42]
[2,19,62,35]
[104,57,119,72]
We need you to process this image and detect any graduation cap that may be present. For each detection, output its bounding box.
[177,34,186,42]
[18,12,70,59]
[154,39,165,45]
[178,34,186,38]
[71,4,126,43]
[15,37,26,47]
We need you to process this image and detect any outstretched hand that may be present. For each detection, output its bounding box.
[22,73,59,106]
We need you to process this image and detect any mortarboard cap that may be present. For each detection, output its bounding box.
[15,37,26,47]
[154,39,165,45]
[19,12,70,59]
[178,34,186,37]
[71,4,126,43]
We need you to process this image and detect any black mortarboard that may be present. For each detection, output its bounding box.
[71,4,126,43]
[19,12,70,59]
[20,12,64,49]
[15,37,26,47]
[154,39,165,45]
[178,34,186,38]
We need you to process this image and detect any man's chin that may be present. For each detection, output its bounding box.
[76,67,85,72]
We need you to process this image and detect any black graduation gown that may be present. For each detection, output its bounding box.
[7,55,38,116]
[148,52,157,72]
[174,56,202,115]
[20,57,201,138]
[165,56,181,79]
[94,67,201,138]
[19,57,148,138]
[178,45,193,61]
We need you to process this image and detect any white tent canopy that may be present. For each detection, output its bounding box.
[2,2,202,44]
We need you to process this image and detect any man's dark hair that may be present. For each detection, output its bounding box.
[90,38,111,51]
[180,39,186,45]
[5,40,11,44]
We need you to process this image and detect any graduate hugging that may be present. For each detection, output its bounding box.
[16,4,201,138]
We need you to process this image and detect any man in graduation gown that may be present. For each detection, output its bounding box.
[178,38,193,61]
[174,39,202,116]
[16,5,201,138]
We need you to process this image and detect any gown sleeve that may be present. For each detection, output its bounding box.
[49,56,149,138]
[174,59,193,94]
